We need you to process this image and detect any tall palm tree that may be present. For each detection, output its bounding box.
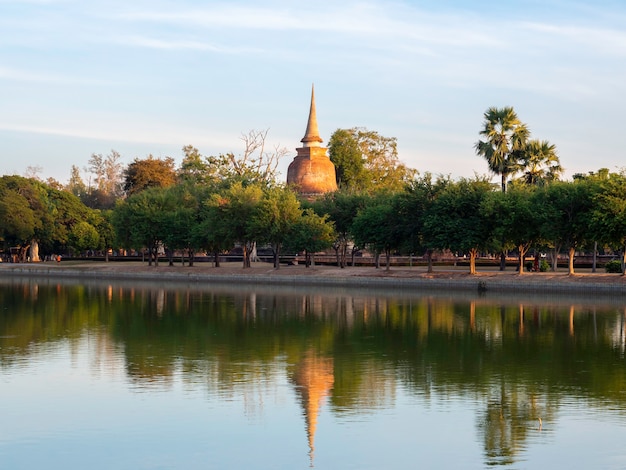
[520,139,562,185]
[475,107,529,193]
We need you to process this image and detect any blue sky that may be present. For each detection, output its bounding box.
[1,0,625,184]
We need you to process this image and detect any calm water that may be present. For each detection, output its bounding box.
[1,276,626,469]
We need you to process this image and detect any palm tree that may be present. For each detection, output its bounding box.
[519,139,562,185]
[475,107,529,193]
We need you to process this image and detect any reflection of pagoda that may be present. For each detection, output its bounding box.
[286,85,338,198]
[291,350,334,467]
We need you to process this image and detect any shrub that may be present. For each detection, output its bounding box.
[539,259,550,272]
[604,260,623,273]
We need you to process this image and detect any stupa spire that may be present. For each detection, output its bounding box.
[301,84,323,147]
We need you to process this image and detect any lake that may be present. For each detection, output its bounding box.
[1,276,626,469]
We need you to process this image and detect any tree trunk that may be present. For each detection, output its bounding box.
[242,244,249,268]
[427,249,433,273]
[568,246,576,275]
[499,251,506,271]
[188,248,194,267]
[385,249,391,271]
[375,252,380,269]
[168,249,174,267]
[273,244,280,269]
[214,250,221,267]
[517,245,527,275]
[469,248,477,275]
[592,241,597,273]
[622,245,626,276]
[551,246,559,272]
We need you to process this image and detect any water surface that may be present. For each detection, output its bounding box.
[1,277,626,469]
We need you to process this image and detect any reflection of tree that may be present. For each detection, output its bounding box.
[477,380,553,466]
[4,279,626,466]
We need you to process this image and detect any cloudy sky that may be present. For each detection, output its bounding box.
[1,0,625,184]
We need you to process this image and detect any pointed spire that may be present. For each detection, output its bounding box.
[301,84,323,147]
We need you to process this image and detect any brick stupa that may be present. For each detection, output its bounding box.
[286,85,337,197]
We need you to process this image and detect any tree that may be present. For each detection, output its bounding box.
[112,187,176,266]
[85,150,125,208]
[312,191,367,268]
[223,129,288,186]
[328,129,365,191]
[540,179,599,275]
[592,170,626,274]
[481,186,543,275]
[160,185,201,266]
[67,165,88,199]
[423,177,494,275]
[0,188,37,254]
[68,221,100,255]
[205,182,264,268]
[519,140,562,186]
[284,209,335,267]
[123,156,177,196]
[395,173,451,272]
[328,127,415,193]
[351,195,402,270]
[475,107,529,193]
[252,186,303,269]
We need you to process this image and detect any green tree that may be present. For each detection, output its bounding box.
[328,128,365,191]
[0,188,37,253]
[284,209,335,267]
[328,127,414,193]
[68,221,100,255]
[160,184,201,266]
[205,182,264,268]
[395,173,451,272]
[519,139,562,186]
[312,191,367,268]
[252,186,303,269]
[592,170,626,274]
[481,186,543,275]
[112,187,176,266]
[352,194,404,270]
[423,177,494,275]
[475,107,529,193]
[540,179,599,275]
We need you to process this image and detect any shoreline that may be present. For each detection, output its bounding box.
[0,260,624,296]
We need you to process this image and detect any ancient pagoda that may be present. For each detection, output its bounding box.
[286,85,337,197]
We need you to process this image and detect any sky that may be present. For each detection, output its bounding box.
[1,0,625,185]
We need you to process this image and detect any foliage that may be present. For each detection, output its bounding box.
[204,182,264,268]
[604,260,622,273]
[352,194,404,269]
[251,186,303,268]
[481,185,543,274]
[475,107,529,193]
[284,209,335,266]
[123,156,177,196]
[518,139,562,185]
[312,191,367,268]
[328,127,415,193]
[423,177,494,274]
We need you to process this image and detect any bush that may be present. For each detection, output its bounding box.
[604,260,623,273]
[539,259,550,272]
